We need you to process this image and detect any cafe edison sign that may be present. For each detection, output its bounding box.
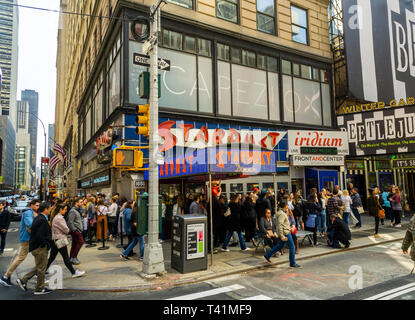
[288,130,348,166]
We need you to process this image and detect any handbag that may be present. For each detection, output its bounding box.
[404,201,410,212]
[305,214,317,228]
[377,209,385,219]
[224,207,231,217]
[55,236,70,249]
[357,206,365,214]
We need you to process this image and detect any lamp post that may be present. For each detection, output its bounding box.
[21,111,47,201]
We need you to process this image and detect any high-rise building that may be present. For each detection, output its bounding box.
[15,101,31,189]
[0,0,18,191]
[21,89,39,183]
[0,0,18,125]
[48,123,55,156]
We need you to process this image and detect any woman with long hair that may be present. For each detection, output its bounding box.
[391,187,402,228]
[368,187,384,238]
[318,189,328,236]
[341,189,352,226]
[95,199,108,241]
[303,193,322,246]
[47,204,86,278]
[221,194,250,252]
[243,193,257,244]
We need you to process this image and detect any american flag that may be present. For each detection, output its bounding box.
[53,142,67,167]
[50,154,61,176]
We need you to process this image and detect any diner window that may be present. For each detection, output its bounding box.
[291,5,308,45]
[257,0,275,34]
[166,0,193,9]
[217,43,230,61]
[216,0,239,24]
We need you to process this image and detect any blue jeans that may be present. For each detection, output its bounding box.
[328,230,340,247]
[318,210,327,233]
[352,208,362,227]
[122,235,145,259]
[343,211,350,226]
[222,230,246,250]
[265,233,296,267]
[0,231,6,250]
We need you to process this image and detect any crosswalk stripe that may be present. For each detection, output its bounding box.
[3,248,14,252]
[166,284,245,300]
[379,287,415,300]
[364,283,415,300]
[241,295,272,300]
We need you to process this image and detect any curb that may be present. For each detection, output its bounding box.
[58,234,405,293]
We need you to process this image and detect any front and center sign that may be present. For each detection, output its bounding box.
[288,130,348,166]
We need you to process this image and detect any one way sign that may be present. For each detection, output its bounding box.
[133,53,171,71]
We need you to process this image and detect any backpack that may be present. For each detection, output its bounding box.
[379,194,384,205]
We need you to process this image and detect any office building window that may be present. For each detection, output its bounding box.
[216,0,239,24]
[291,5,308,45]
[257,0,275,34]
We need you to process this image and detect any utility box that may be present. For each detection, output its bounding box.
[136,194,162,235]
[139,71,161,99]
[171,214,208,274]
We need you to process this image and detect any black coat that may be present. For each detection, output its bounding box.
[293,199,305,219]
[228,202,243,232]
[303,201,322,223]
[29,214,52,252]
[0,209,11,230]
[255,197,272,221]
[327,217,351,243]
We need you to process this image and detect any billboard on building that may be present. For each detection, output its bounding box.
[337,105,415,156]
[343,0,415,103]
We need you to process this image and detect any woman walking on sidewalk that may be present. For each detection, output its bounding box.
[120,201,144,260]
[391,188,402,228]
[368,188,384,238]
[221,194,251,252]
[47,204,85,278]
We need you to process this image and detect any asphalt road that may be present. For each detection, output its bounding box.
[0,221,413,300]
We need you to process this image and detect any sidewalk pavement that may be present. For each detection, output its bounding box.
[8,214,411,292]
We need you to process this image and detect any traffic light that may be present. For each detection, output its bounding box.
[135,104,149,137]
[113,146,144,168]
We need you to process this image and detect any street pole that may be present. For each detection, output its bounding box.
[143,1,165,275]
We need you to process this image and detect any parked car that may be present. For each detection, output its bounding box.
[10,200,29,221]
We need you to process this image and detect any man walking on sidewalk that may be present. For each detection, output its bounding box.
[0,200,11,254]
[16,202,53,295]
[264,199,302,268]
[68,197,84,265]
[0,199,39,287]
[351,188,363,228]
[402,214,415,272]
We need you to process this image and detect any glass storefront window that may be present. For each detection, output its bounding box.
[198,38,212,57]
[231,47,241,64]
[293,63,300,76]
[281,59,291,74]
[217,43,230,61]
[267,56,278,72]
[242,49,256,67]
[301,65,312,80]
[184,35,196,53]
[257,54,266,70]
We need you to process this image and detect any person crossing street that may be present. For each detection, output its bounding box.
[16,202,53,295]
[0,199,39,287]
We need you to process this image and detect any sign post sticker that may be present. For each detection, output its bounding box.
[186,223,205,260]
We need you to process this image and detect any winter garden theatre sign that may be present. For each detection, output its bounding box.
[337,105,415,156]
